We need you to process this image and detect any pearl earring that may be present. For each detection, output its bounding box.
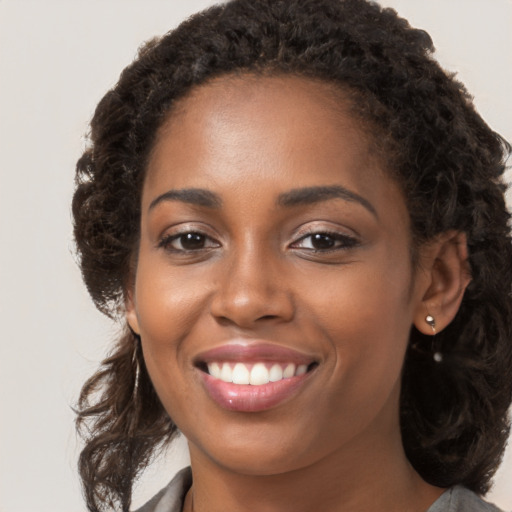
[425,314,436,334]
[425,314,442,363]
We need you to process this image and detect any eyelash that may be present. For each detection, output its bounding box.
[158,229,359,255]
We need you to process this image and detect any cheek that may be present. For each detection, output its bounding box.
[135,277,202,427]
[301,249,414,384]
[304,249,413,336]
[133,261,213,407]
[134,256,210,341]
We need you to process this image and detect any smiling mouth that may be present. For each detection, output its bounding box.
[200,361,318,385]
[194,342,319,411]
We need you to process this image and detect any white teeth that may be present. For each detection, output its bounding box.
[249,363,270,385]
[208,361,311,384]
[207,362,221,379]
[283,363,296,378]
[296,364,307,376]
[220,363,233,382]
[232,363,250,384]
[269,363,283,382]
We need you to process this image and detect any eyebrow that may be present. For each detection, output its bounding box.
[148,184,377,218]
[277,185,377,218]
[148,188,222,211]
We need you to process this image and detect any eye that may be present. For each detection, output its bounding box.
[159,231,220,252]
[291,231,358,252]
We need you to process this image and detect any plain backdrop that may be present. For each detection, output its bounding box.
[0,1,511,511]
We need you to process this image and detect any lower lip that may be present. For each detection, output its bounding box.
[200,372,311,412]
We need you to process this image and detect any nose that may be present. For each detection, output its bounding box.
[209,246,295,329]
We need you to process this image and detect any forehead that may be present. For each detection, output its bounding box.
[164,74,358,134]
[142,75,408,227]
[145,74,385,189]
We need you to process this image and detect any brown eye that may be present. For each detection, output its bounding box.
[179,233,207,250]
[159,231,220,252]
[291,231,359,252]
[310,233,336,250]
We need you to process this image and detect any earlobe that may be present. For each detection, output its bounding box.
[125,289,141,336]
[413,231,472,335]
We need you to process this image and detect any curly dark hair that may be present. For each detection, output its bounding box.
[73,0,512,510]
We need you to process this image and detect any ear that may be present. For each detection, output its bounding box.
[413,231,471,335]
[125,288,141,336]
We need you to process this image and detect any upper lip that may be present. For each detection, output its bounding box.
[194,341,318,366]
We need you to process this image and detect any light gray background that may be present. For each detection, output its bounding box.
[0,1,511,511]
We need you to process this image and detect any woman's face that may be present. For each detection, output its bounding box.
[127,75,430,475]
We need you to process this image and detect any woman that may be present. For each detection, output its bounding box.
[73,0,512,511]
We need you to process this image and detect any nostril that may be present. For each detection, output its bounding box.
[213,313,284,328]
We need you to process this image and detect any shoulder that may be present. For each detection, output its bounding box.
[133,475,506,512]
[428,486,505,512]
[133,467,192,512]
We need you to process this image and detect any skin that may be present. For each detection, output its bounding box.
[127,75,470,512]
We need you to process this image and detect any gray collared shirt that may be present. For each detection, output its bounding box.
[135,467,504,512]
